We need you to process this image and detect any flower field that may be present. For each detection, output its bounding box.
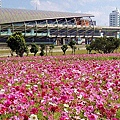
[0,54,120,120]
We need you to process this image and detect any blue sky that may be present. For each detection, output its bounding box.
[1,0,120,26]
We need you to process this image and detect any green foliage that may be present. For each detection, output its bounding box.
[40,44,45,56]
[53,112,61,120]
[24,45,29,56]
[73,45,77,55]
[40,44,46,50]
[79,111,86,119]
[40,50,45,56]
[68,40,76,49]
[116,108,120,118]
[37,111,48,120]
[6,32,28,57]
[88,37,120,54]
[30,43,39,56]
[86,44,92,54]
[68,40,76,54]
[61,45,68,55]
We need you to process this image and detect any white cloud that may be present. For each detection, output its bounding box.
[30,0,118,26]
[86,6,116,26]
[87,11,106,26]
[30,0,40,10]
[31,0,40,6]
[30,0,66,11]
[75,10,81,13]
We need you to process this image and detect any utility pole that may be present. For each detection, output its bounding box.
[36,2,37,10]
[0,0,2,8]
[36,0,40,10]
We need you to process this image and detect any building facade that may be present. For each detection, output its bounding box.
[0,8,119,46]
[0,8,95,45]
[109,8,120,27]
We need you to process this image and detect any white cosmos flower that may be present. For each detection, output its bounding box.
[41,99,44,103]
[26,84,31,87]
[64,108,68,113]
[33,85,38,87]
[78,94,82,99]
[29,114,38,120]
[49,102,57,106]
[64,104,69,108]
[14,78,19,81]
[74,88,77,93]
[8,83,12,86]
[41,72,44,76]
[0,89,5,94]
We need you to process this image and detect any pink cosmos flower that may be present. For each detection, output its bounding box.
[21,97,28,103]
[60,113,70,120]
[0,54,120,119]
[86,106,94,113]
[0,106,6,114]
[4,100,11,107]
[87,113,98,120]
[111,118,119,120]
[30,107,38,114]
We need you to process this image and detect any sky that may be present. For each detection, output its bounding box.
[1,0,120,26]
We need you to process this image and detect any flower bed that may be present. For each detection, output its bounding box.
[0,54,120,120]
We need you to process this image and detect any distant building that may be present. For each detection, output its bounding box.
[109,8,120,27]
[0,8,94,45]
[89,21,96,26]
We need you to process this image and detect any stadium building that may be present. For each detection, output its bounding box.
[0,8,95,45]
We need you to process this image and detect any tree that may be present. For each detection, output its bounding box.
[86,44,92,54]
[40,44,45,56]
[6,32,28,57]
[24,45,29,56]
[68,40,76,54]
[30,43,39,56]
[61,45,68,55]
[87,36,120,54]
[73,45,77,55]
[49,44,54,56]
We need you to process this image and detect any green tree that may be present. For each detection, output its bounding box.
[87,36,120,54]
[24,45,29,56]
[30,43,39,56]
[68,40,76,54]
[61,45,68,55]
[40,44,45,56]
[49,44,54,56]
[7,32,28,57]
[73,45,77,55]
[86,44,92,54]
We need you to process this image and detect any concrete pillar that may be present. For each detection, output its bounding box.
[116,32,120,38]
[8,28,11,35]
[31,29,34,35]
[47,29,50,36]
[0,26,1,35]
[55,38,58,45]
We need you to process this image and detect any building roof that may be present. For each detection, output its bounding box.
[0,8,94,24]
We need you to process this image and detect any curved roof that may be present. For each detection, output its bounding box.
[0,8,94,24]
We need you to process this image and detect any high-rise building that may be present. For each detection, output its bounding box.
[109,8,120,27]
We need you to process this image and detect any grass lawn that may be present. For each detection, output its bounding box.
[0,45,120,57]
